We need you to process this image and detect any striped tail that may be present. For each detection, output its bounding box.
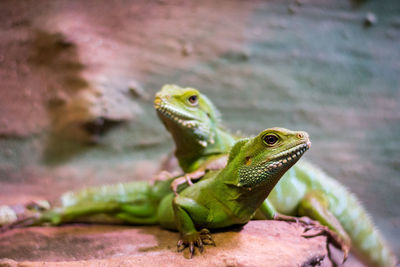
[60,181,151,207]
[36,179,174,226]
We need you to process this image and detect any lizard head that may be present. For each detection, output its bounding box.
[154,84,219,146]
[154,85,232,172]
[228,127,311,190]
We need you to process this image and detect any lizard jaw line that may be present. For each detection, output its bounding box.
[266,142,309,170]
[155,102,199,129]
[238,142,309,188]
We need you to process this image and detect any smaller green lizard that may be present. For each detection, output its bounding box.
[1,128,311,258]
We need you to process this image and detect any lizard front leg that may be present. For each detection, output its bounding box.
[172,195,215,258]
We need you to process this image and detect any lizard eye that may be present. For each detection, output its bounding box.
[188,95,198,106]
[263,134,279,145]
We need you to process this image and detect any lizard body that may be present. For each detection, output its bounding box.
[154,84,397,267]
[2,128,310,258]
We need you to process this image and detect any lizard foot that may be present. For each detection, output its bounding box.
[273,214,349,264]
[150,170,182,185]
[177,229,215,258]
[302,224,350,264]
[273,214,317,227]
[171,170,205,196]
[0,213,40,233]
[171,175,193,196]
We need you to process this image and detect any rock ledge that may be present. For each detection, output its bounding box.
[0,220,328,267]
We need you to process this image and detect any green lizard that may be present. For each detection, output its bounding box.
[1,128,311,258]
[154,84,397,267]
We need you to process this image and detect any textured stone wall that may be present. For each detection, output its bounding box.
[0,0,399,262]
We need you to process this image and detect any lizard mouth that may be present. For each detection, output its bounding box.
[154,97,199,128]
[265,141,310,169]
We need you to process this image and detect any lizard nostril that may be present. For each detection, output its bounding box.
[296,133,304,139]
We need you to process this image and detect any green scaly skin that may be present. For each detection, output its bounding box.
[1,128,310,259]
[154,84,397,267]
[154,84,236,173]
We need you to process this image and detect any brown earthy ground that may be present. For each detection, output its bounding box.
[0,0,399,266]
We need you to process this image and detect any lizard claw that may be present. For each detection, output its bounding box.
[176,228,215,258]
[197,238,204,253]
[177,239,184,249]
[200,228,215,246]
[200,228,210,234]
[189,242,195,257]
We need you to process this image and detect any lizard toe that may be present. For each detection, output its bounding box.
[176,229,215,257]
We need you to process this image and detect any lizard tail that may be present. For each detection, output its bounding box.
[337,190,397,267]
[54,179,175,225]
[60,181,153,207]
[1,179,175,229]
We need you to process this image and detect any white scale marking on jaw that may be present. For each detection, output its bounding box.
[271,143,308,160]
[156,102,203,129]
[267,143,309,168]
[156,102,197,121]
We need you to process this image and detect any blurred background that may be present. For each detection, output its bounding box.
[0,0,399,262]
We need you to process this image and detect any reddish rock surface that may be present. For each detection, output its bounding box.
[0,221,330,267]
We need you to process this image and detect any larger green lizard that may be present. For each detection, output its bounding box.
[154,84,397,267]
[1,128,311,258]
